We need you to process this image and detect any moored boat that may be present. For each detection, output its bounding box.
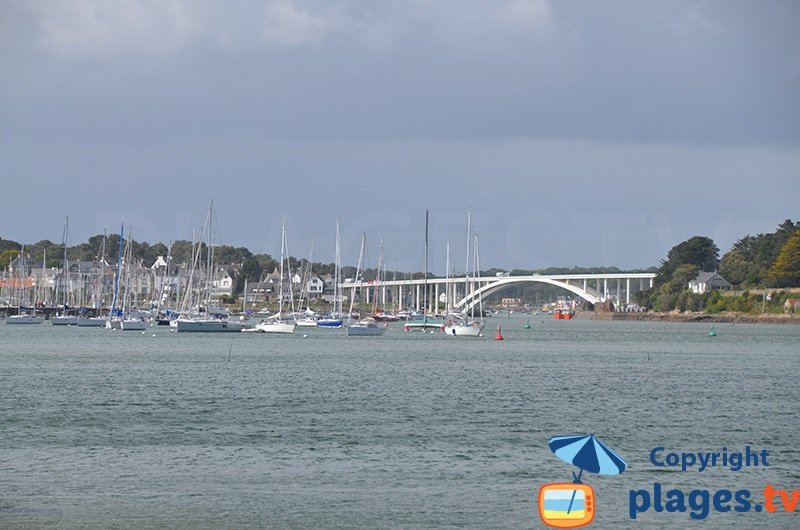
[403,314,444,331]
[254,319,296,334]
[346,318,386,336]
[77,316,107,327]
[174,318,245,332]
[442,317,484,336]
[51,314,79,326]
[6,313,45,325]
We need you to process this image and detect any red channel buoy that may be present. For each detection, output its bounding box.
[495,326,504,340]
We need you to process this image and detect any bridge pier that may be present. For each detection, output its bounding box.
[626,278,631,305]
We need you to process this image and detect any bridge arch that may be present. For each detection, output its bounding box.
[455,277,600,312]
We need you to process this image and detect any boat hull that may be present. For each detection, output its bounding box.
[255,321,296,334]
[77,317,107,327]
[347,322,386,336]
[443,322,484,336]
[106,318,148,330]
[51,316,79,326]
[404,318,444,332]
[174,319,245,332]
[120,319,148,331]
[6,315,44,325]
[317,319,343,328]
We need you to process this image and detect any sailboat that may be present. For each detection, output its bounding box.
[105,223,148,330]
[317,218,344,328]
[173,202,245,332]
[255,222,296,334]
[444,210,485,337]
[6,245,45,324]
[78,231,110,327]
[404,210,443,331]
[346,233,386,337]
[369,237,397,322]
[52,216,79,326]
[293,240,319,327]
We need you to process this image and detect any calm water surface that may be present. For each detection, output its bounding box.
[1,316,798,529]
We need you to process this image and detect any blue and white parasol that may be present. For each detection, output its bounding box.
[548,434,628,514]
[548,434,627,479]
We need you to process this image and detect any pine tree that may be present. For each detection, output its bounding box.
[768,230,800,287]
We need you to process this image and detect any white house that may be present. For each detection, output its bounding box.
[688,272,732,294]
[306,273,325,299]
[211,268,236,298]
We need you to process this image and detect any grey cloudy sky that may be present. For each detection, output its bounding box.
[1,0,798,272]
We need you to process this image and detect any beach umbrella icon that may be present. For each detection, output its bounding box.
[549,434,628,482]
[548,434,627,516]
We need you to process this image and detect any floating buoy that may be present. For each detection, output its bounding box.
[709,326,717,337]
[495,326,504,340]
[524,320,531,329]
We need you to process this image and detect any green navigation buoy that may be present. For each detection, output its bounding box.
[709,326,717,337]
[524,319,531,329]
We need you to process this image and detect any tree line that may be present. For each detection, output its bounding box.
[3,219,799,308]
[635,219,800,312]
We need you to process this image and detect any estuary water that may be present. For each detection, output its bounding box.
[1,316,798,529]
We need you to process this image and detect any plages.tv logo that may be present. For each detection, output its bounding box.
[538,434,628,528]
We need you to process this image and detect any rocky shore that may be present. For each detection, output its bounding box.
[586,311,800,324]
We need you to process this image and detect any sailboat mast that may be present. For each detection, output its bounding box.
[445,240,450,314]
[465,209,472,311]
[348,233,366,321]
[122,227,133,316]
[278,222,286,316]
[423,210,429,315]
[473,232,483,319]
[204,200,214,309]
[110,222,124,317]
[334,218,341,315]
[372,237,384,314]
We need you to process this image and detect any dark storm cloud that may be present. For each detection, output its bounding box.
[1,1,798,269]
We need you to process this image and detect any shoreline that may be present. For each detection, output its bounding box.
[583,311,800,324]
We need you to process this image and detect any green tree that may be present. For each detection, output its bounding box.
[719,219,800,286]
[663,264,699,294]
[236,255,265,294]
[0,238,20,254]
[0,249,20,269]
[658,236,719,282]
[653,293,677,312]
[767,230,800,287]
[169,240,196,265]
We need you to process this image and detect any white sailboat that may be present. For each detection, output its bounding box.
[105,223,148,331]
[346,233,386,337]
[404,211,443,331]
[317,218,344,328]
[292,240,318,327]
[255,222,296,334]
[444,210,485,337]
[174,201,244,333]
[52,216,79,326]
[77,315,106,327]
[78,232,109,327]
[6,313,45,324]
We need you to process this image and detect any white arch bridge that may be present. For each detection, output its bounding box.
[341,272,656,313]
